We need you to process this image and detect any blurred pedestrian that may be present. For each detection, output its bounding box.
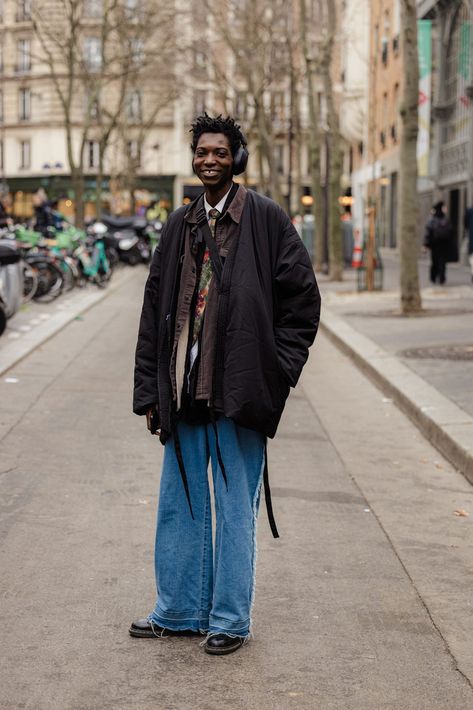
[423,201,454,285]
[131,114,320,655]
[33,188,54,234]
[0,197,10,228]
[463,205,473,283]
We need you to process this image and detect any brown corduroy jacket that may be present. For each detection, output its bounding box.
[170,185,247,407]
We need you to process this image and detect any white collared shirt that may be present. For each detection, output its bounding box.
[203,185,233,220]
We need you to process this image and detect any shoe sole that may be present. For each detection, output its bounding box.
[204,640,244,656]
[129,627,161,638]
[129,627,201,639]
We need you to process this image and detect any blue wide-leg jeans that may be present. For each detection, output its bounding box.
[148,417,265,637]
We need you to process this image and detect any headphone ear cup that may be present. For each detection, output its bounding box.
[232,145,249,175]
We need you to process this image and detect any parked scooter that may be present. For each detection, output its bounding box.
[0,241,23,336]
[87,221,120,269]
[99,215,150,265]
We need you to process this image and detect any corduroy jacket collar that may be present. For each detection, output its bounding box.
[184,183,247,226]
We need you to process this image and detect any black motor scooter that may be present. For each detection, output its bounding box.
[100,215,150,266]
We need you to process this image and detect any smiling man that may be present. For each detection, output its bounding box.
[132,114,321,655]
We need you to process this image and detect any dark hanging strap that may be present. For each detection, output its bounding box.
[209,410,228,490]
[172,422,195,520]
[263,440,279,539]
[196,224,224,289]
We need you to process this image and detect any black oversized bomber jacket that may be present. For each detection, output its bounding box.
[133,189,321,443]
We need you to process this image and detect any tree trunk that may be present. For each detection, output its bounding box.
[299,0,324,270]
[97,150,105,220]
[324,0,344,281]
[328,132,344,279]
[71,169,85,228]
[399,0,422,313]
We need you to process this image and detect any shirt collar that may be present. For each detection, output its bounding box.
[185,184,247,225]
[203,186,233,219]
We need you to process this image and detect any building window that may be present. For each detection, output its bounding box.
[83,37,102,71]
[17,39,31,72]
[87,140,99,168]
[84,0,103,17]
[16,0,31,21]
[378,91,388,148]
[193,89,206,116]
[90,97,100,121]
[392,82,400,142]
[235,90,247,120]
[273,144,284,174]
[131,38,144,65]
[19,139,31,169]
[127,140,141,165]
[271,91,285,124]
[19,87,31,120]
[381,37,389,66]
[193,48,206,70]
[127,90,142,121]
[125,0,138,12]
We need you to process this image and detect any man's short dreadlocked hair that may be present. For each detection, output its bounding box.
[190,113,246,157]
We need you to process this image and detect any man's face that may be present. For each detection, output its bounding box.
[193,133,233,191]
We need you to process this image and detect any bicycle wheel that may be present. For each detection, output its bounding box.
[31,260,64,302]
[61,258,76,292]
[0,303,6,336]
[22,263,39,302]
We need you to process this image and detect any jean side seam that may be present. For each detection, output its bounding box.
[248,450,265,630]
[199,488,211,617]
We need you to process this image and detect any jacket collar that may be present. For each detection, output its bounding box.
[184,184,247,225]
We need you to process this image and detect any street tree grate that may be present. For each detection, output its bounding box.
[400,344,473,361]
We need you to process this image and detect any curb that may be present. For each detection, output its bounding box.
[0,267,138,377]
[320,305,473,486]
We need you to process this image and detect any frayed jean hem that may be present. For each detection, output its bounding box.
[208,615,250,636]
[148,610,209,633]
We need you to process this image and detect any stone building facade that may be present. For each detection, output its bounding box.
[417,0,473,246]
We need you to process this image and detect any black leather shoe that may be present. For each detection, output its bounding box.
[204,633,246,655]
[129,618,200,638]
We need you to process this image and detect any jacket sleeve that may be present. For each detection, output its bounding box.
[133,231,164,416]
[273,213,321,387]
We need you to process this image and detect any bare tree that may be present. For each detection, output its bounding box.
[200,0,297,206]
[32,0,176,225]
[299,0,324,268]
[323,0,344,280]
[32,0,93,226]
[298,0,344,277]
[94,3,177,215]
[114,83,178,213]
[399,0,422,313]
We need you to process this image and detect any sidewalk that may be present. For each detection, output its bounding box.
[319,249,473,484]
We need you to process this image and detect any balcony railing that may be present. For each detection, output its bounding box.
[440,138,469,182]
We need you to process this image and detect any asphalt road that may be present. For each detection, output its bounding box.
[1,269,473,709]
